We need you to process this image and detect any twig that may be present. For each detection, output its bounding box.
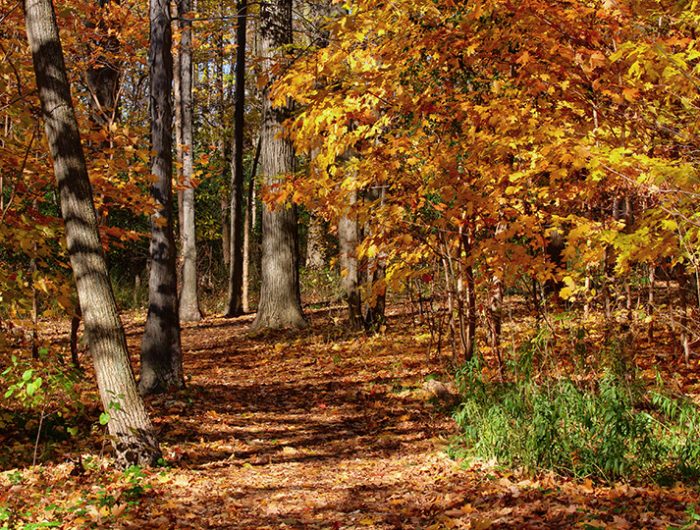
[33,406,46,466]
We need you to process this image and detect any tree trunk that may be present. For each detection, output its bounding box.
[338,190,362,329]
[218,24,231,267]
[177,0,201,321]
[461,228,476,361]
[140,0,184,395]
[251,0,305,330]
[363,186,387,332]
[225,0,247,317]
[85,0,120,127]
[23,0,161,466]
[172,18,184,235]
[306,215,325,270]
[242,132,262,314]
[365,258,386,331]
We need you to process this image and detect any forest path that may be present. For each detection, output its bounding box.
[109,307,698,530]
[124,308,473,529]
[113,309,700,529]
[4,308,698,528]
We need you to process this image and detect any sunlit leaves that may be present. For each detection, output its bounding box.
[273,0,698,305]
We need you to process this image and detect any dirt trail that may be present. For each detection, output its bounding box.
[3,309,699,528]
[106,310,699,529]
[122,310,471,529]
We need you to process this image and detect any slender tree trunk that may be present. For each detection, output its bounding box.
[225,0,247,317]
[251,0,305,330]
[217,21,231,267]
[647,265,655,341]
[70,308,81,368]
[221,194,230,265]
[306,215,325,270]
[364,187,387,331]
[488,274,503,372]
[461,228,476,361]
[140,0,184,395]
[30,244,39,359]
[338,190,362,329]
[679,269,691,364]
[23,0,161,465]
[177,0,201,321]
[172,19,184,235]
[442,247,459,359]
[242,133,262,313]
[365,258,386,331]
[85,0,120,128]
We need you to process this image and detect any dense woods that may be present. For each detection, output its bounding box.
[1,0,699,527]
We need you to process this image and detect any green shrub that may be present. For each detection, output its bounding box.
[452,359,700,482]
[1,350,84,467]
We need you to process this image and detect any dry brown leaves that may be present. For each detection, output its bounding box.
[1,307,699,528]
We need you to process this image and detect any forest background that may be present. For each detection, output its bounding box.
[1,0,700,527]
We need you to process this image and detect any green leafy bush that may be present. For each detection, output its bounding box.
[1,350,84,467]
[452,359,700,482]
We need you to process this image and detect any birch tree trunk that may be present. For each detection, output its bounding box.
[23,0,161,466]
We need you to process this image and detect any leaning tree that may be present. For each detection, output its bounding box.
[23,0,161,466]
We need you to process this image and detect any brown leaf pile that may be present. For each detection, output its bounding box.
[1,307,699,528]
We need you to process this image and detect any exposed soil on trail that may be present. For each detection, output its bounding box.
[1,308,699,529]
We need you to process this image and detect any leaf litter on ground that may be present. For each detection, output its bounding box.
[1,306,699,529]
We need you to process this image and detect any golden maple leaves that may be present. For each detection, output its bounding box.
[275,0,699,300]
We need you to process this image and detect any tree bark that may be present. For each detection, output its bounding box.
[306,215,326,270]
[85,0,120,127]
[177,0,201,321]
[140,0,184,395]
[242,132,262,314]
[462,230,477,361]
[251,0,305,330]
[23,0,161,466]
[219,27,231,267]
[338,191,362,329]
[225,0,247,317]
[172,18,184,235]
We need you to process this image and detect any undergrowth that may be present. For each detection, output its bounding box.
[1,349,87,468]
[0,461,157,529]
[451,346,700,483]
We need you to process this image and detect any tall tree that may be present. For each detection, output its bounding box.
[177,0,201,321]
[251,0,305,330]
[305,216,326,270]
[242,132,262,314]
[225,0,247,317]
[23,0,161,465]
[173,25,184,234]
[338,189,362,329]
[85,0,121,128]
[140,0,184,395]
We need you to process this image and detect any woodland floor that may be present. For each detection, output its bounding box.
[1,305,700,529]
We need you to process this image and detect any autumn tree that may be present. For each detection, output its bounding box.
[276,0,699,356]
[338,187,362,329]
[251,0,306,330]
[85,0,121,128]
[23,0,161,465]
[225,0,247,317]
[177,0,202,322]
[140,0,184,394]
